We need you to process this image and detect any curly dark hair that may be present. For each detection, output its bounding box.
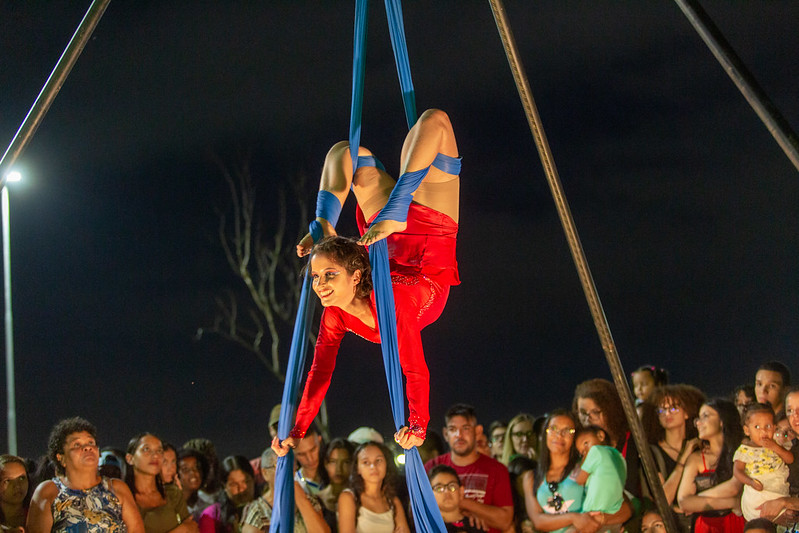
[311,236,373,298]
[47,417,97,476]
[644,384,706,444]
[348,442,398,513]
[178,448,209,485]
[572,378,627,445]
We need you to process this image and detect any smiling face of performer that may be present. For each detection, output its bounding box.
[311,252,363,308]
[310,236,373,308]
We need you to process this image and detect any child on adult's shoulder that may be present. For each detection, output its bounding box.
[631,365,668,417]
[733,403,794,521]
[563,425,627,533]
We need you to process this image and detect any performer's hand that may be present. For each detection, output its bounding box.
[297,233,314,257]
[358,220,407,247]
[271,436,297,457]
[394,427,424,450]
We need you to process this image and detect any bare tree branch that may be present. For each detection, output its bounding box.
[200,154,328,438]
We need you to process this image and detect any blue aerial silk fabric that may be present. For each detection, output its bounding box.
[272,0,447,531]
[270,221,322,533]
[348,0,369,175]
[315,190,342,228]
[359,1,447,532]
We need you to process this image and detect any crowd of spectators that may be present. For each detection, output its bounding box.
[1,359,796,533]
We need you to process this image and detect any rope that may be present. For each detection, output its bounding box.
[487,1,679,531]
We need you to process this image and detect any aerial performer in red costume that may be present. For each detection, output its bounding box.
[272,109,461,454]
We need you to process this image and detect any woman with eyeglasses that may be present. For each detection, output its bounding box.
[521,409,631,533]
[641,385,705,520]
[500,414,537,466]
[126,433,197,533]
[676,398,745,533]
[27,417,144,533]
[573,379,644,500]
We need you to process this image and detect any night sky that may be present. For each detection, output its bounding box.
[1,1,797,460]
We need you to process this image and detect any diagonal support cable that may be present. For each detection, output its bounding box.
[488,1,679,532]
[0,0,112,186]
[674,0,799,173]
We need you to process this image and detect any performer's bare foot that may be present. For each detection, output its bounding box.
[271,436,297,457]
[297,218,337,257]
[358,219,407,247]
[394,426,424,450]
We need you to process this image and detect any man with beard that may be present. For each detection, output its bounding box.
[424,404,513,533]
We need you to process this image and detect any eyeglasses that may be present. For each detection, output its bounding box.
[578,408,602,421]
[511,431,534,439]
[656,405,682,415]
[432,482,459,493]
[547,482,564,511]
[546,426,576,437]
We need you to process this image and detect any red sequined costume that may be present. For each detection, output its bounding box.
[290,201,460,440]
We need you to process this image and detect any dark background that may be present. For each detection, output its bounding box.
[1,1,797,459]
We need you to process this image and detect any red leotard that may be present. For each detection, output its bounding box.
[290,201,459,440]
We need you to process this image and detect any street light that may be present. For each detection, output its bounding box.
[2,170,20,454]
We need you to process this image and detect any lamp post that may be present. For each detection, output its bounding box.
[2,170,20,455]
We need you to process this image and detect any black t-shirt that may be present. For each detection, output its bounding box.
[445,520,484,533]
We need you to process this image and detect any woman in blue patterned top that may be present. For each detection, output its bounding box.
[26,417,144,533]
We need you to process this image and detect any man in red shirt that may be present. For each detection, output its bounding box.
[424,404,514,533]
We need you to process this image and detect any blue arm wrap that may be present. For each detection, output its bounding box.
[315,190,342,228]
